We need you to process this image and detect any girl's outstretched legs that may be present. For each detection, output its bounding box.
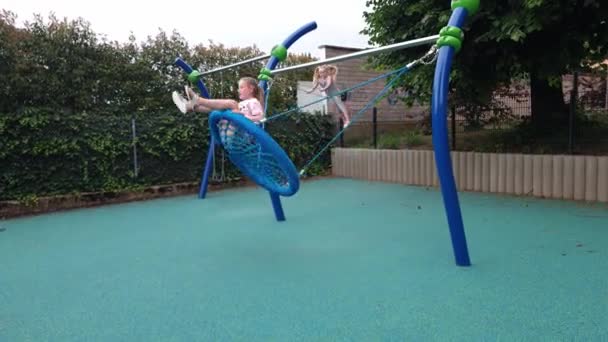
[172,86,238,114]
[172,87,238,146]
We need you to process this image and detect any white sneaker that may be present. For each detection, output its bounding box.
[172,91,190,114]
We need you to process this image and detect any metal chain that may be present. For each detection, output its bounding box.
[420,45,439,65]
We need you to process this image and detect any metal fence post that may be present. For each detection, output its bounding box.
[605,68,608,110]
[131,117,139,178]
[451,106,456,150]
[373,107,377,149]
[339,118,344,148]
[569,71,578,154]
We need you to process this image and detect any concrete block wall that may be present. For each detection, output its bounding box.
[331,148,608,203]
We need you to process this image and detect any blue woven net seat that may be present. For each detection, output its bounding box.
[208,110,300,197]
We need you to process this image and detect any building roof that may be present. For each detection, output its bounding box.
[317,44,365,52]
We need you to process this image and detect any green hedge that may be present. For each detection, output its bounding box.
[0,110,335,201]
[0,13,336,201]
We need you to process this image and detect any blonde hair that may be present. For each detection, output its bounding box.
[311,65,339,91]
[239,77,265,111]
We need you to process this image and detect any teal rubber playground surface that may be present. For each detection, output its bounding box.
[1,178,607,340]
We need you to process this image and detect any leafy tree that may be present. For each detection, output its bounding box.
[362,0,608,131]
[0,11,26,113]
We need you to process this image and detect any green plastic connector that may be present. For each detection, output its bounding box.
[451,0,480,16]
[258,74,272,81]
[271,44,288,61]
[440,26,464,40]
[437,25,464,53]
[436,36,462,53]
[258,67,273,81]
[187,70,201,83]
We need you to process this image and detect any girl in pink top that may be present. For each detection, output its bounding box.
[307,65,351,127]
[172,77,265,123]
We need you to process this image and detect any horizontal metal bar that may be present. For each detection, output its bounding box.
[199,54,271,76]
[271,35,439,75]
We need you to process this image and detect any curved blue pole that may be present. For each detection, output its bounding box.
[431,7,471,266]
[270,193,286,221]
[259,21,317,93]
[198,136,216,198]
[174,57,210,98]
[257,21,317,221]
[174,57,215,198]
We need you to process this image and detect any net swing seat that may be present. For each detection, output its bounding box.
[208,110,299,197]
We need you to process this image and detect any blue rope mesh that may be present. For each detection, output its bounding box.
[299,65,412,175]
[210,110,299,196]
[263,65,410,123]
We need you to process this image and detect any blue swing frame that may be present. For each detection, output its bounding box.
[174,21,317,222]
[431,5,474,266]
[173,2,475,266]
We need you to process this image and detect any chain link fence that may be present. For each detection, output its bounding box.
[338,71,608,154]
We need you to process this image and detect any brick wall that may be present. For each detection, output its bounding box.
[317,45,427,123]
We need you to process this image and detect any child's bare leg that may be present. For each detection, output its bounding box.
[174,86,239,114]
[332,97,351,126]
[196,98,239,111]
[192,104,213,113]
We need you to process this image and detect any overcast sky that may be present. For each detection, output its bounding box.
[5,0,372,58]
